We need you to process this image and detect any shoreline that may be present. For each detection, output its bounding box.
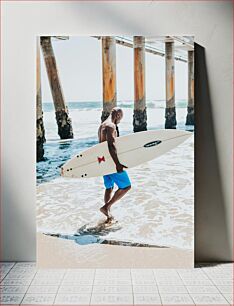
[37,232,194,269]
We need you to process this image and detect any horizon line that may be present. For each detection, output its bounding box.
[42,98,188,103]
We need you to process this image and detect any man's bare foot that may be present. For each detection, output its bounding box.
[100,205,109,218]
[105,215,114,224]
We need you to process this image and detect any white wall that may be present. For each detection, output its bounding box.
[1,1,232,261]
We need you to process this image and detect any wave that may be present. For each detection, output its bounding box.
[42,100,188,112]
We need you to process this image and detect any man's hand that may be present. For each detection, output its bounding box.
[116,162,128,173]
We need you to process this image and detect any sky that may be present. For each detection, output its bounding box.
[40,36,188,103]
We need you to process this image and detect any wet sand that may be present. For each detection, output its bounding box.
[37,134,194,268]
[37,232,194,268]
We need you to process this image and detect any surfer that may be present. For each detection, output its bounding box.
[98,107,131,222]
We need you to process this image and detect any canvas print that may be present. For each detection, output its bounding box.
[36,36,194,268]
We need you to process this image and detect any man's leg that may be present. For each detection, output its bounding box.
[105,185,131,212]
[100,187,113,220]
[104,187,113,204]
[105,171,131,212]
[100,172,131,221]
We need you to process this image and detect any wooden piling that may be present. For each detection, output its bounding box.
[165,41,177,129]
[133,36,147,132]
[36,37,46,162]
[101,37,117,122]
[40,36,73,139]
[186,50,194,125]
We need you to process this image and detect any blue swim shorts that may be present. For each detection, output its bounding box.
[103,170,131,189]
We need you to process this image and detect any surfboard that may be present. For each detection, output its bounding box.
[61,129,192,178]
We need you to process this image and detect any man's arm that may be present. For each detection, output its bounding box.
[106,126,127,172]
[106,126,120,165]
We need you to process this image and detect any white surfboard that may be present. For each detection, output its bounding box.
[61,130,192,179]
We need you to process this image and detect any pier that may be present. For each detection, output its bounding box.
[186,50,195,125]
[101,37,117,122]
[37,36,194,161]
[133,36,147,132]
[40,36,73,140]
[165,40,176,129]
[36,37,46,162]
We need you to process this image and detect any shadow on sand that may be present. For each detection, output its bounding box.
[44,221,169,248]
